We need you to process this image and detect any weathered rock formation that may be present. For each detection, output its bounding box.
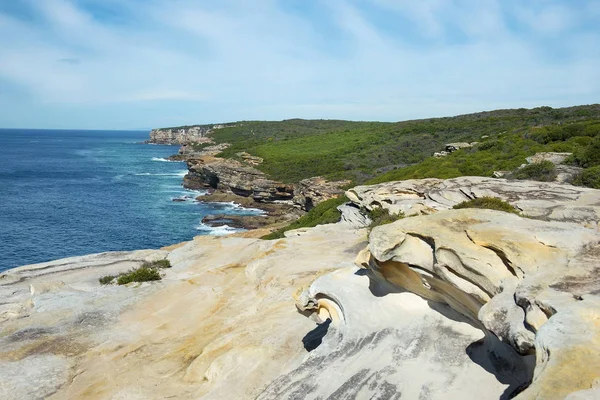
[148,124,233,145]
[293,176,351,211]
[184,156,295,203]
[347,176,600,228]
[2,177,599,399]
[353,209,600,399]
[434,142,478,158]
[185,157,348,211]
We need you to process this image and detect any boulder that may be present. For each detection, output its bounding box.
[526,152,572,165]
[445,142,475,152]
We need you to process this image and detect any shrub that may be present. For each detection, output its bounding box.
[99,259,170,285]
[261,196,348,239]
[570,136,600,168]
[453,197,519,214]
[573,166,600,189]
[367,207,404,228]
[144,259,171,269]
[99,275,116,285]
[116,266,161,285]
[511,161,557,182]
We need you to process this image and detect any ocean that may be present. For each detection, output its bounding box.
[0,129,263,272]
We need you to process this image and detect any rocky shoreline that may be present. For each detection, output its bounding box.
[1,176,599,399]
[155,134,350,232]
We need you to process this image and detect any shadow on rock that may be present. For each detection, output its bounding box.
[466,333,535,400]
[354,269,404,297]
[302,318,332,352]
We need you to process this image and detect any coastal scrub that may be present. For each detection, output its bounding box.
[99,259,171,285]
[453,197,519,214]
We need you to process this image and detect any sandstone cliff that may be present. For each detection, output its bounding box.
[184,155,348,210]
[148,124,232,145]
[2,178,599,399]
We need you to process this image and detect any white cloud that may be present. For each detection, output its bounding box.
[0,0,598,128]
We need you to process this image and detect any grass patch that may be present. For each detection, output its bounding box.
[511,161,557,182]
[116,267,161,285]
[367,207,405,228]
[99,259,171,285]
[573,166,600,189]
[261,196,348,240]
[144,259,171,269]
[452,197,519,214]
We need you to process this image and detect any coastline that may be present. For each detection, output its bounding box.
[2,175,600,399]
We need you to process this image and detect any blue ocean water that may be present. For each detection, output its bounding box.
[0,129,263,272]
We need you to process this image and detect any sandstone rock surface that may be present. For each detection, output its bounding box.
[2,178,599,400]
[347,176,600,228]
[358,209,600,399]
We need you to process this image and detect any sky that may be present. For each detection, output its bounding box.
[0,0,599,129]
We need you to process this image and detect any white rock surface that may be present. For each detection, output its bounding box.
[347,176,600,228]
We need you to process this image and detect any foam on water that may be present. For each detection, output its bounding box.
[134,171,188,177]
[151,157,183,163]
[196,222,241,236]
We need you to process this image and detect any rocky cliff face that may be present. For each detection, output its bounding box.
[148,124,233,144]
[2,178,599,399]
[184,156,348,210]
[184,156,295,203]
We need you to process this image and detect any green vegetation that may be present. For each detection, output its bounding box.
[261,196,348,240]
[98,275,116,285]
[369,115,600,187]
[568,136,600,168]
[99,259,171,285]
[202,105,600,184]
[116,266,161,285]
[452,197,519,214]
[511,161,557,182]
[573,166,600,189]
[189,142,214,151]
[145,259,171,269]
[367,207,404,228]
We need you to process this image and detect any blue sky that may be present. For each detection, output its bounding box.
[0,0,599,129]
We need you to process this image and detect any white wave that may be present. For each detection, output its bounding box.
[151,157,183,163]
[134,171,187,177]
[195,223,241,236]
[217,201,265,214]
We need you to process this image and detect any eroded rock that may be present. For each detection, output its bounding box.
[358,209,600,400]
[347,176,600,228]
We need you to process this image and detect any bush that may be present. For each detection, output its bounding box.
[144,259,171,269]
[99,275,116,285]
[453,197,519,214]
[367,207,404,228]
[116,266,161,285]
[99,259,170,285]
[261,196,348,239]
[573,166,600,189]
[511,161,557,182]
[570,136,600,168]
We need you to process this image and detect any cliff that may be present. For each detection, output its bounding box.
[148,124,232,145]
[184,155,348,210]
[2,177,599,399]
